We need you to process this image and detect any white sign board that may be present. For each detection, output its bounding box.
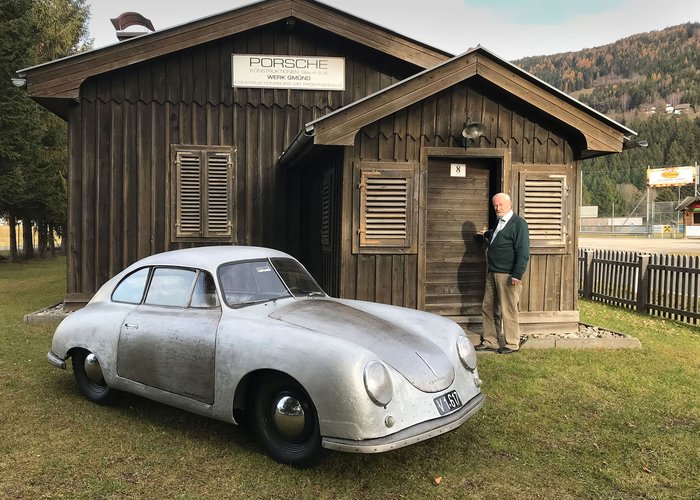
[580,206,599,218]
[232,55,345,90]
[686,225,700,238]
[647,166,696,187]
[450,163,466,177]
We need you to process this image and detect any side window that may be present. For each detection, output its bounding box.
[112,268,150,304]
[190,271,220,308]
[145,268,197,307]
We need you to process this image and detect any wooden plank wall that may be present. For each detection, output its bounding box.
[67,22,417,296]
[340,81,579,324]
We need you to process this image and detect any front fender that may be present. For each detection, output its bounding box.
[215,316,480,441]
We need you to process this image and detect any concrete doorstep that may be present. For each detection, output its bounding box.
[23,303,69,324]
[468,322,641,350]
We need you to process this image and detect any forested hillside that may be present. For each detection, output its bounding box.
[515,23,700,116]
[513,23,700,216]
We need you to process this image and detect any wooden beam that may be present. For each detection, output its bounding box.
[291,1,449,69]
[309,51,627,154]
[313,60,478,145]
[476,58,625,153]
[27,1,292,97]
[25,0,449,100]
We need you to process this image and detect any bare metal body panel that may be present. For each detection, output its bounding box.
[48,246,483,450]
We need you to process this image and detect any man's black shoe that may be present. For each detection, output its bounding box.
[498,347,518,354]
[474,343,498,352]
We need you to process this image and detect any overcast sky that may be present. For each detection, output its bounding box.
[87,0,700,61]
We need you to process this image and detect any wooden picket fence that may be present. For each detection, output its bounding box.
[578,248,700,325]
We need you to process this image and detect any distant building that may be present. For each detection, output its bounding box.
[674,103,693,114]
[675,196,700,238]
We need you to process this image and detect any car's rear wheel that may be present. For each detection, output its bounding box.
[253,375,323,468]
[72,349,122,405]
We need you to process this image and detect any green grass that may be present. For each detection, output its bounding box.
[1,258,698,499]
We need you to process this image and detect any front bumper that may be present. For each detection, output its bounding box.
[321,391,485,453]
[47,350,66,369]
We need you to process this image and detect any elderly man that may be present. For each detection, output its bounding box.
[476,192,530,354]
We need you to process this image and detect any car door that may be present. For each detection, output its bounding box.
[117,267,221,404]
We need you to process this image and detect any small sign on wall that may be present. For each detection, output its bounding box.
[450,163,466,177]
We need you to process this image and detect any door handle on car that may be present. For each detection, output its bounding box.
[124,323,139,329]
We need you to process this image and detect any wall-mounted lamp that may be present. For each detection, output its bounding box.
[462,117,485,148]
[11,78,26,88]
[623,135,649,150]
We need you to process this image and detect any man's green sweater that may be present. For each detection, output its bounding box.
[487,213,530,280]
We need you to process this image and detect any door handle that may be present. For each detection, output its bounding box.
[124,323,139,329]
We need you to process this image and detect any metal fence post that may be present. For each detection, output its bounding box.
[584,250,594,300]
[637,254,650,314]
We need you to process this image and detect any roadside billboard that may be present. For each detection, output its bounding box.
[646,166,696,187]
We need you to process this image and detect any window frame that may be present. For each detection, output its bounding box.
[170,144,235,243]
[352,161,419,255]
[111,266,221,309]
[517,165,571,254]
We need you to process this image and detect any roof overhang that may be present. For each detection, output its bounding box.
[675,196,700,211]
[17,0,450,110]
[280,46,636,164]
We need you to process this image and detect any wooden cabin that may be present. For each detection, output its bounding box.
[676,196,700,238]
[17,0,638,335]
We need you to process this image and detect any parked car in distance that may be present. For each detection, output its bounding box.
[48,246,484,467]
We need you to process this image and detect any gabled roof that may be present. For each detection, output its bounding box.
[675,196,700,211]
[18,0,450,104]
[281,46,637,162]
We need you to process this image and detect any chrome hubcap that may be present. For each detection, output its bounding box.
[84,353,104,384]
[273,395,305,440]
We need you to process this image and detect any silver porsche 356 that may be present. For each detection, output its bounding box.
[48,246,484,467]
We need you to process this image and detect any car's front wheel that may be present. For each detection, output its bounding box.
[253,375,323,468]
[72,349,122,405]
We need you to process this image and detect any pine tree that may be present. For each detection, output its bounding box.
[0,0,90,261]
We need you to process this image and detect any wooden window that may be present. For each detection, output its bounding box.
[171,145,234,242]
[519,171,568,250]
[353,162,418,254]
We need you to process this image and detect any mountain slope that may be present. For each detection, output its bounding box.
[513,23,700,117]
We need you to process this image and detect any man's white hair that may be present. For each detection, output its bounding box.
[492,192,511,202]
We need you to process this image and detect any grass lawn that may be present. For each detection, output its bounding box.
[1,257,698,499]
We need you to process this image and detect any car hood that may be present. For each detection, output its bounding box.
[268,299,454,392]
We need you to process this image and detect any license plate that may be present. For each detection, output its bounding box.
[433,390,462,416]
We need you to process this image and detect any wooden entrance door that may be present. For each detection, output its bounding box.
[425,158,490,321]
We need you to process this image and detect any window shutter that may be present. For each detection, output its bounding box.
[520,172,567,248]
[176,151,202,237]
[355,162,418,253]
[205,152,232,237]
[171,145,235,242]
[320,169,333,250]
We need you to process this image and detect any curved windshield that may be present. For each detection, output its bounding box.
[270,258,324,297]
[218,258,324,308]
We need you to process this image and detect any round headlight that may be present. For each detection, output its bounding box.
[457,335,478,371]
[363,361,393,407]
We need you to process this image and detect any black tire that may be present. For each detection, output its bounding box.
[72,349,122,405]
[253,375,323,468]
